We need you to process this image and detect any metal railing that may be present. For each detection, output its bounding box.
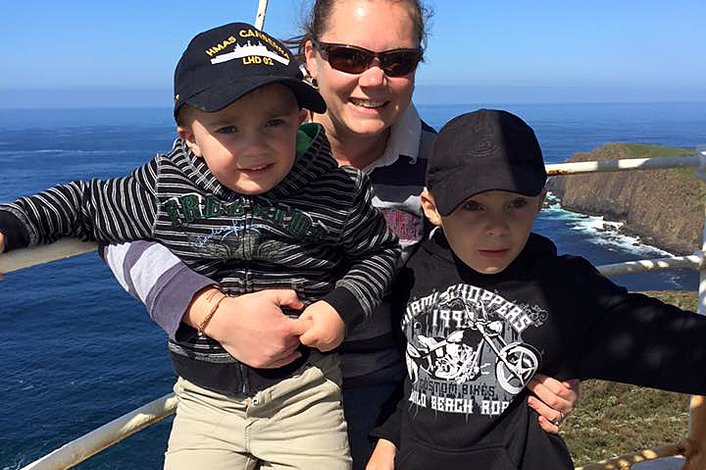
[3,149,705,469]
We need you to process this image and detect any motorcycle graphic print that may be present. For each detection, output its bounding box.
[403,284,545,416]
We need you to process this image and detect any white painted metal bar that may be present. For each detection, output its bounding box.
[0,238,96,274]
[597,253,704,277]
[255,0,269,30]
[699,151,706,317]
[546,153,706,176]
[20,393,178,470]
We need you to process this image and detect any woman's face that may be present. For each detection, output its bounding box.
[305,0,419,139]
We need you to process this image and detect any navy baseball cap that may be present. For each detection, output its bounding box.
[174,22,326,119]
[426,109,547,216]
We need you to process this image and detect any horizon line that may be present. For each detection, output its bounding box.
[1,100,705,111]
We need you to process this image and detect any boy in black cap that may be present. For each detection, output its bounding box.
[0,22,401,469]
[367,109,706,469]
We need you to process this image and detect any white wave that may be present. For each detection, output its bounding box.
[543,202,674,257]
[2,459,24,470]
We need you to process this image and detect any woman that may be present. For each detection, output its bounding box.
[103,1,578,468]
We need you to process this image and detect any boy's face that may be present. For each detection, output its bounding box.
[178,84,307,195]
[421,189,545,274]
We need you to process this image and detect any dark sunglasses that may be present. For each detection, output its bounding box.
[312,39,423,77]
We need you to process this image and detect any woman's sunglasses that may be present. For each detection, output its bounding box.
[312,39,423,77]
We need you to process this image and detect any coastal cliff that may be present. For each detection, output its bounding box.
[547,144,705,255]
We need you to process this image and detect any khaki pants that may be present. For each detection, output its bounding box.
[165,354,351,470]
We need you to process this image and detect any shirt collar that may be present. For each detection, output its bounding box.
[363,104,422,173]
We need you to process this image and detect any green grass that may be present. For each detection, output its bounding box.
[620,143,702,180]
[563,381,691,465]
[622,143,693,159]
[562,291,698,466]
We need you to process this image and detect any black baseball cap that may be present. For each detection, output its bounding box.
[173,22,326,119]
[426,109,547,216]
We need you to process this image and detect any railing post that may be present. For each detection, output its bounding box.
[255,0,268,30]
[683,147,706,470]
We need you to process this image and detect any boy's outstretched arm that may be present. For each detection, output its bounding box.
[0,161,157,251]
[564,255,706,394]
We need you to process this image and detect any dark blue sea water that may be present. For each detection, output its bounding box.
[1,102,705,469]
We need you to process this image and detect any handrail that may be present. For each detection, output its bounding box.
[575,443,687,470]
[546,153,705,176]
[20,394,178,470]
[597,252,704,277]
[0,238,96,274]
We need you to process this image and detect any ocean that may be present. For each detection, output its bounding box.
[1,102,705,469]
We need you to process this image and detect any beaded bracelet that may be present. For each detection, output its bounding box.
[197,290,228,337]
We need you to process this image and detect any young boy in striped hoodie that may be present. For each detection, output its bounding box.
[0,22,399,470]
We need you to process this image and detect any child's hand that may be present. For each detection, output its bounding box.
[296,300,346,352]
[365,439,397,470]
[189,288,308,369]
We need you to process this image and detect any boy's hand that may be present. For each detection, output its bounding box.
[365,439,397,470]
[296,300,346,352]
[527,374,580,433]
[188,288,308,369]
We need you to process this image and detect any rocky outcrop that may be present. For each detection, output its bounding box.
[547,144,705,255]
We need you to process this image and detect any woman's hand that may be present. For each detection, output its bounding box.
[185,287,308,368]
[527,374,580,433]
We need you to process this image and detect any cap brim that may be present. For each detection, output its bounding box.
[283,79,327,114]
[432,168,546,216]
[183,76,326,115]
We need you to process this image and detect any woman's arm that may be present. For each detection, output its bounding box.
[101,241,307,368]
[101,240,214,338]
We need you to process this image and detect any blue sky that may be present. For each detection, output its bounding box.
[2,0,704,107]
